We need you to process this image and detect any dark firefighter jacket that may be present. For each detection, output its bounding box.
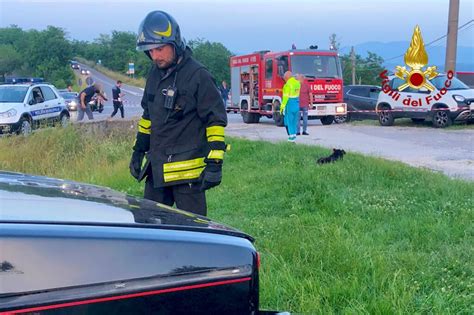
[134,47,227,188]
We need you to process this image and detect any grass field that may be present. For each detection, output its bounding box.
[0,125,472,314]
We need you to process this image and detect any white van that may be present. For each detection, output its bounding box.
[376,73,473,128]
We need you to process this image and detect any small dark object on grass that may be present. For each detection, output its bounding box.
[317,148,346,164]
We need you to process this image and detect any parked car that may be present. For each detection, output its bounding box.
[59,91,79,111]
[337,85,381,123]
[0,171,287,315]
[376,73,473,128]
[0,83,70,135]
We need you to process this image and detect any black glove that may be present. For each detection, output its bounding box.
[129,151,145,179]
[200,161,222,191]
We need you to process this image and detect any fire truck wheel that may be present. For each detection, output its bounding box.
[242,113,260,123]
[273,113,285,127]
[320,116,334,125]
[272,101,285,127]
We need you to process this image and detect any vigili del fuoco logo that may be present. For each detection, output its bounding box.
[379,25,454,107]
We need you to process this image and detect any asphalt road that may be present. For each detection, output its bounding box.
[76,66,474,181]
[226,114,474,180]
[71,64,144,121]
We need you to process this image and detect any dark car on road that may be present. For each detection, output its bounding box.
[70,61,80,70]
[336,85,381,123]
[59,91,79,111]
[0,171,287,315]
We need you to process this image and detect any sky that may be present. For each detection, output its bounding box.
[1,0,473,54]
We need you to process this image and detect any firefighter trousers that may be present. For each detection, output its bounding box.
[144,172,207,216]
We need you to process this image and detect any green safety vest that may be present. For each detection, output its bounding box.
[281,77,301,112]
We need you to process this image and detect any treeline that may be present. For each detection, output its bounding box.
[0,25,233,88]
[0,25,75,88]
[0,25,383,88]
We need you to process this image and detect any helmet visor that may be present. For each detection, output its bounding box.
[136,42,167,51]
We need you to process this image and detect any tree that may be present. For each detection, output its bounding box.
[0,45,22,80]
[188,38,232,83]
[341,51,384,85]
[0,25,74,86]
[26,26,74,87]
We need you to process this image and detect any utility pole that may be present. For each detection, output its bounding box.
[351,46,356,85]
[445,0,460,73]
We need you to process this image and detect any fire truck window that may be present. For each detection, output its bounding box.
[277,56,288,77]
[291,55,340,78]
[265,59,273,79]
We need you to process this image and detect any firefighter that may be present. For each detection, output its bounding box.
[129,10,228,216]
[280,71,301,142]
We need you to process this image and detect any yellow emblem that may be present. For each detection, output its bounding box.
[153,21,172,37]
[395,25,438,91]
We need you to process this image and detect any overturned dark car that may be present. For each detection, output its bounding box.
[0,171,287,315]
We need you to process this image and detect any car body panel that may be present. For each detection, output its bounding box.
[343,85,380,120]
[0,171,268,314]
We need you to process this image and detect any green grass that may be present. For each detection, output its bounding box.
[349,118,474,130]
[0,125,472,314]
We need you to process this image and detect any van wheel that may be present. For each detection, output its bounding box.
[432,109,452,128]
[320,116,334,125]
[18,117,32,136]
[378,107,394,126]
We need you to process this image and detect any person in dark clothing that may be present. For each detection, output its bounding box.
[78,83,108,121]
[111,80,125,118]
[129,11,228,216]
[219,80,230,108]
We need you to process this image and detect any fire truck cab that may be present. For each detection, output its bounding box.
[230,49,347,125]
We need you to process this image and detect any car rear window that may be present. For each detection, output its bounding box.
[348,87,369,97]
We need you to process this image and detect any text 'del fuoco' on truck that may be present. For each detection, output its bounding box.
[230,49,347,125]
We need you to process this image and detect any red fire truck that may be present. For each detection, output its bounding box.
[229,49,346,125]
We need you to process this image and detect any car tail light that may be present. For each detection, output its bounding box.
[256,252,261,270]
